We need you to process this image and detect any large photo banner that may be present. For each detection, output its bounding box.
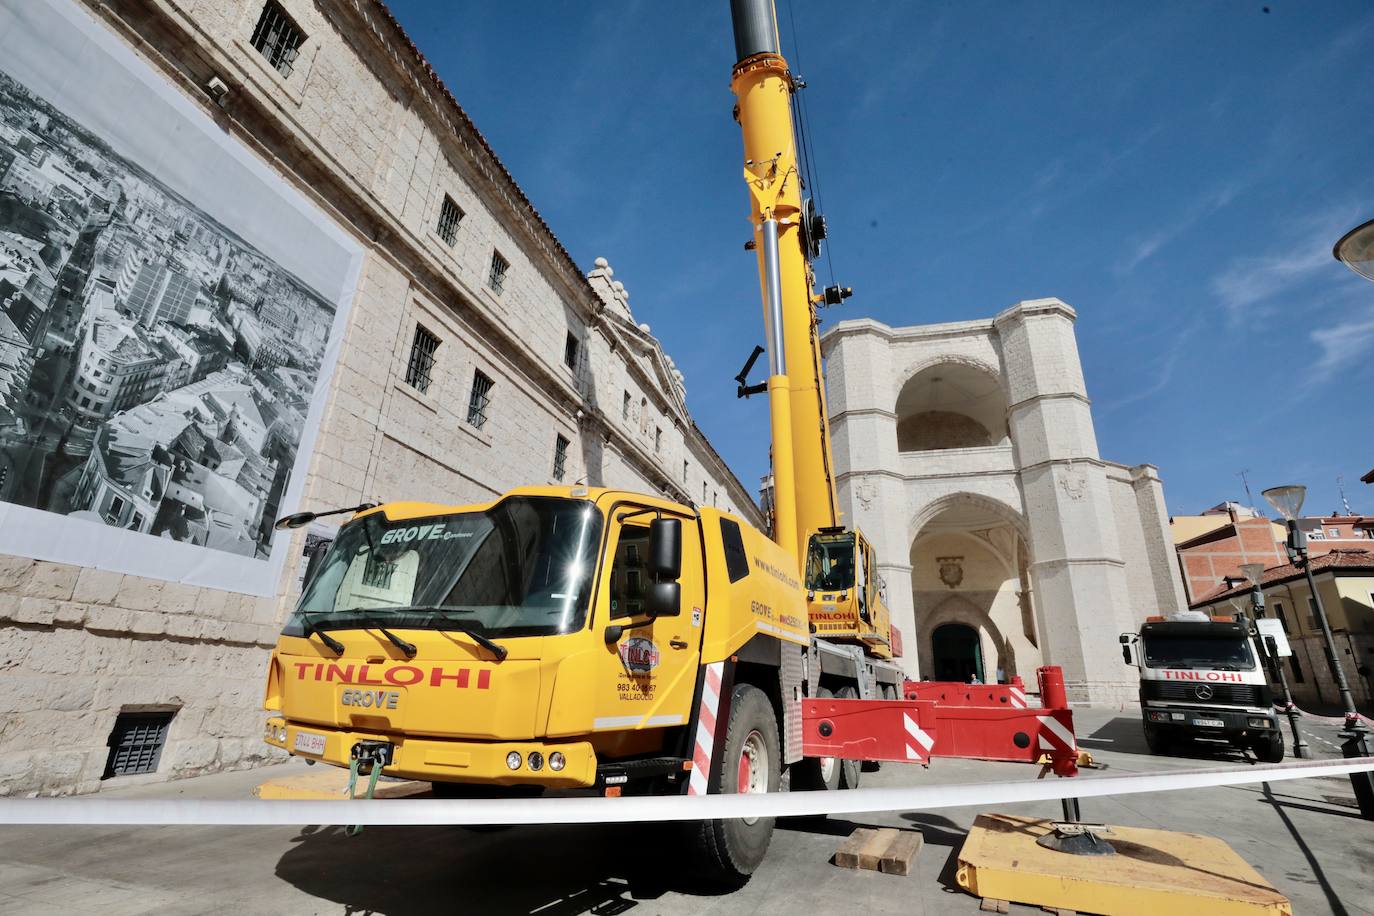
[0,0,363,595]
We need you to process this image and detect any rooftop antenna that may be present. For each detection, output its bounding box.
[1237,469,1257,516]
[1338,475,1353,516]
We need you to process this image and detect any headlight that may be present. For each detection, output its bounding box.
[1249,717,1270,729]
[549,752,566,772]
[506,751,522,770]
[527,752,544,772]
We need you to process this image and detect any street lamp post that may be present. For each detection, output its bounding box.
[1239,562,1308,759]
[1262,485,1373,818]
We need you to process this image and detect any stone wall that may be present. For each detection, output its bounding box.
[0,0,758,796]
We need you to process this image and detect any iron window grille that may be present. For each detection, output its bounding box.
[553,434,570,481]
[488,251,510,295]
[654,427,662,453]
[436,195,463,245]
[622,391,631,420]
[404,324,440,394]
[467,369,493,429]
[249,1,306,78]
[103,711,175,778]
[564,332,580,371]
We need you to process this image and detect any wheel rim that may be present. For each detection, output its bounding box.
[737,728,768,825]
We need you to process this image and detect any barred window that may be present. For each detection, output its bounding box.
[564,332,580,371]
[488,251,509,295]
[250,1,306,78]
[654,426,662,453]
[467,369,493,429]
[436,195,463,245]
[622,390,631,420]
[404,324,440,394]
[552,434,570,482]
[103,711,175,778]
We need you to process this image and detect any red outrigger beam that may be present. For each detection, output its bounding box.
[801,666,1080,777]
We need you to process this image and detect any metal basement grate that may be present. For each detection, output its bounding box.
[103,711,175,778]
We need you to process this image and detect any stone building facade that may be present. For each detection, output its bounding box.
[821,300,1187,704]
[0,0,759,796]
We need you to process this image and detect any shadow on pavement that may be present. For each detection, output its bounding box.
[274,821,732,916]
[1083,716,1255,764]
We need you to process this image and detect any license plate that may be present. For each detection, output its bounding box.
[1192,718,1225,728]
[293,731,327,755]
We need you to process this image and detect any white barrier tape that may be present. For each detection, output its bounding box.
[2,757,1371,827]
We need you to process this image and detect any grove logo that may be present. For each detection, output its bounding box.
[619,637,660,675]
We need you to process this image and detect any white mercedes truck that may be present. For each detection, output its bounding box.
[1120,611,1283,762]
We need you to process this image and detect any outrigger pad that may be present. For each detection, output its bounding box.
[958,814,1292,916]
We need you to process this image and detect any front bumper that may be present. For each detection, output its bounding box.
[1142,704,1278,735]
[264,717,597,788]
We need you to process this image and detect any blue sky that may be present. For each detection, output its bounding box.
[385,1,1374,519]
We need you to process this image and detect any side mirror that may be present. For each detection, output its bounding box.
[648,518,682,580]
[1118,634,1131,644]
[1121,644,1133,665]
[646,581,681,618]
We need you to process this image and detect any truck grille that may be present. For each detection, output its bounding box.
[1144,681,1265,706]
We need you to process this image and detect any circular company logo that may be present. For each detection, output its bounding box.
[1194,685,1214,700]
[618,637,660,675]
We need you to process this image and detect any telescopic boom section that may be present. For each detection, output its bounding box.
[729,0,839,565]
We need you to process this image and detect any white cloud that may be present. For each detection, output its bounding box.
[1117,177,1252,275]
[1308,309,1374,385]
[1210,246,1331,325]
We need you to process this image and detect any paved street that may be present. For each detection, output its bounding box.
[1,708,1371,916]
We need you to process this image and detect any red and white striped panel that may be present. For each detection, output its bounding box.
[688,662,725,795]
[1008,685,1028,709]
[903,712,934,763]
[1036,711,1077,754]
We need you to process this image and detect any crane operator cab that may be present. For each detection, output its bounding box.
[803,526,893,658]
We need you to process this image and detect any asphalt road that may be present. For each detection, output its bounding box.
[1,709,1371,915]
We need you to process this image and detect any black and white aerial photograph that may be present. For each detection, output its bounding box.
[0,3,353,566]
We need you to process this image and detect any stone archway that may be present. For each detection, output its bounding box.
[917,594,1016,684]
[895,360,1009,452]
[909,492,1038,684]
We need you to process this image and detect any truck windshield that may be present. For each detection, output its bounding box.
[805,533,855,591]
[1142,634,1256,671]
[284,496,603,639]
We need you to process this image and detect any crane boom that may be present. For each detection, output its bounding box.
[729,0,891,657]
[729,0,839,565]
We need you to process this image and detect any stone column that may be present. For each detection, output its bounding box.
[823,320,921,676]
[1129,463,1189,618]
[995,299,1136,705]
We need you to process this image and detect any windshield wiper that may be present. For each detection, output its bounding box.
[353,609,418,658]
[298,608,345,655]
[429,612,508,661]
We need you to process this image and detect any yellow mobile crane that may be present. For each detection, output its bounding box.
[262,0,1078,885]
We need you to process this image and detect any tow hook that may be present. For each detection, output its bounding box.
[344,741,395,836]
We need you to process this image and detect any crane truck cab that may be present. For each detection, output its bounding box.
[804,528,894,661]
[264,485,842,879]
[1120,611,1282,762]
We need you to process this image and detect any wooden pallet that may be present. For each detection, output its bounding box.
[833,827,924,876]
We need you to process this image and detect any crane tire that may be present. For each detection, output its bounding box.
[687,682,780,887]
[790,686,841,792]
[835,684,863,788]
